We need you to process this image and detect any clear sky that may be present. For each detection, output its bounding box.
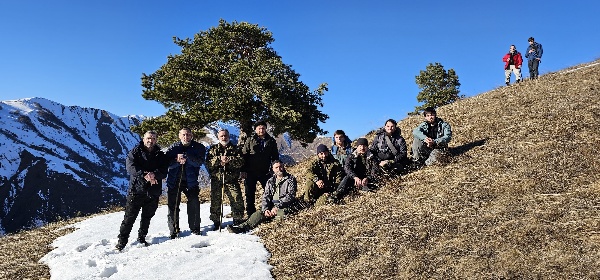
[1,1,598,140]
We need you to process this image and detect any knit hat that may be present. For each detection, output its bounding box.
[316,144,328,154]
[253,120,267,129]
[356,138,368,146]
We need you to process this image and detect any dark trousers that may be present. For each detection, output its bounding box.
[528,59,540,79]
[167,186,201,234]
[244,173,270,216]
[118,194,159,244]
[335,175,377,199]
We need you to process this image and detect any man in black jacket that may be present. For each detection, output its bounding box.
[116,131,167,251]
[240,121,280,217]
[329,138,380,202]
[369,119,408,175]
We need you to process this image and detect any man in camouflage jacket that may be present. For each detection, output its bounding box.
[304,144,344,206]
[206,129,245,230]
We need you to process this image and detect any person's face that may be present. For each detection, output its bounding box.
[509,45,516,52]
[384,121,396,135]
[218,131,230,145]
[179,129,193,145]
[334,134,345,145]
[528,40,534,45]
[272,162,285,176]
[143,133,157,150]
[424,113,436,124]
[356,144,367,155]
[318,151,328,161]
[255,125,267,137]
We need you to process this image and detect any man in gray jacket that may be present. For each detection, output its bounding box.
[412,107,452,166]
[227,160,298,233]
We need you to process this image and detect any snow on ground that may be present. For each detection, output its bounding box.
[41,203,273,280]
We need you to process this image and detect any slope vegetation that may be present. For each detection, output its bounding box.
[260,61,600,279]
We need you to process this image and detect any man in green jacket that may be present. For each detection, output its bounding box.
[304,144,344,206]
[206,129,245,230]
[412,107,452,166]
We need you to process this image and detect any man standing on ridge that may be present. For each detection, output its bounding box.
[412,107,452,166]
[116,131,167,251]
[503,44,523,85]
[206,129,245,230]
[165,127,206,238]
[525,37,543,79]
[240,120,280,217]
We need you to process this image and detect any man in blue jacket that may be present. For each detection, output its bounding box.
[165,127,206,238]
[412,107,452,166]
[525,37,543,79]
[116,131,167,251]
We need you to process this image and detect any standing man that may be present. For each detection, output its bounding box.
[227,160,298,234]
[331,129,353,166]
[206,129,245,230]
[116,131,167,251]
[412,107,452,166]
[369,119,408,175]
[503,44,523,85]
[304,144,345,206]
[165,127,206,238]
[525,37,543,79]
[329,138,380,202]
[240,120,279,217]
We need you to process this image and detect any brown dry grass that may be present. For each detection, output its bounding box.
[259,61,600,279]
[2,61,600,279]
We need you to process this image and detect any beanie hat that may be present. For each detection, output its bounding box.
[356,138,368,146]
[253,120,267,129]
[316,144,328,154]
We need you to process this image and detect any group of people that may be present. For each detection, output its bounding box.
[503,36,544,85]
[115,107,452,249]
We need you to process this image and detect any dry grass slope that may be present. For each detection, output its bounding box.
[1,61,599,279]
[259,61,600,279]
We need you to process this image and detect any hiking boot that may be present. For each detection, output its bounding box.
[191,229,201,235]
[505,82,510,86]
[169,231,180,239]
[137,237,149,246]
[115,242,126,251]
[232,219,245,226]
[226,225,247,234]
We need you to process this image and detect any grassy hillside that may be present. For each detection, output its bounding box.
[260,61,600,279]
[1,60,599,279]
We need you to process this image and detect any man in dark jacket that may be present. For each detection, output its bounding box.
[116,131,167,251]
[412,107,452,166]
[329,138,380,202]
[165,127,206,238]
[369,119,408,174]
[304,144,344,206]
[227,160,298,233]
[240,120,280,217]
[525,37,543,79]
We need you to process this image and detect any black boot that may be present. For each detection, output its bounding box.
[137,237,149,246]
[226,225,248,234]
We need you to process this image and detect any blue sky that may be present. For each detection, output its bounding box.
[1,1,598,140]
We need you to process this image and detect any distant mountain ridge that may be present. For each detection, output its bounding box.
[0,98,145,235]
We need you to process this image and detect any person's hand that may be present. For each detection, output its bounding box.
[361,178,369,186]
[379,161,388,167]
[220,155,229,166]
[144,172,158,185]
[177,154,187,164]
[316,180,325,189]
[425,138,435,148]
[353,177,362,187]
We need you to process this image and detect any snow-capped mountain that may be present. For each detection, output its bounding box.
[0,98,144,235]
[0,97,330,235]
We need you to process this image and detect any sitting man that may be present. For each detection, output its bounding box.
[412,107,452,166]
[227,160,299,234]
[304,144,345,206]
[331,129,353,166]
[329,138,380,202]
[369,119,408,174]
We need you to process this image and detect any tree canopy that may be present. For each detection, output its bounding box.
[413,62,461,114]
[133,19,328,145]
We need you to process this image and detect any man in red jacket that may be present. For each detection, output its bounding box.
[502,44,523,86]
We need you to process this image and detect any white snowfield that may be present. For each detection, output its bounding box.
[41,203,273,280]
